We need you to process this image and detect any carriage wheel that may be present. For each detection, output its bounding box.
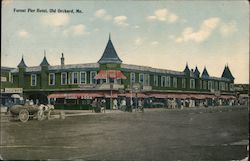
[19,109,29,123]
[37,110,45,121]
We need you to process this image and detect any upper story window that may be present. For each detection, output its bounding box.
[166,76,171,87]
[225,83,229,91]
[199,80,203,89]
[203,80,207,89]
[208,81,213,90]
[72,72,78,84]
[173,77,177,88]
[161,76,166,87]
[144,74,150,86]
[139,73,144,84]
[90,71,97,84]
[130,73,136,83]
[61,72,67,85]
[214,81,219,90]
[154,75,158,87]
[190,79,195,89]
[31,74,37,86]
[49,73,55,85]
[219,82,225,91]
[229,83,234,91]
[182,78,186,88]
[80,72,87,84]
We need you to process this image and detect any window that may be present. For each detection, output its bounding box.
[230,83,234,91]
[80,72,87,84]
[31,74,37,86]
[166,76,171,87]
[90,71,97,84]
[161,76,166,87]
[49,73,55,85]
[182,78,186,88]
[190,79,195,89]
[219,82,225,91]
[173,77,177,88]
[225,83,228,91]
[139,73,144,84]
[199,80,203,89]
[144,74,150,86]
[208,81,213,90]
[71,72,78,84]
[130,73,136,83]
[203,81,207,89]
[61,72,67,85]
[215,81,218,90]
[154,75,158,86]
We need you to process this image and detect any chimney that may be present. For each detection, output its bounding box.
[61,53,65,65]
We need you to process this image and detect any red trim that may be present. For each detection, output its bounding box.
[95,70,127,79]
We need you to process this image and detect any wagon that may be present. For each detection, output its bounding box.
[9,104,64,122]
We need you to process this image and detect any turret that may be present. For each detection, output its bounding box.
[201,66,209,78]
[183,63,190,75]
[194,66,200,78]
[17,55,27,88]
[221,64,234,82]
[98,33,122,64]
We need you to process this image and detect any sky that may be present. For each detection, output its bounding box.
[2,0,249,84]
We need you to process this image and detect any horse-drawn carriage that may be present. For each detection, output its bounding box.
[8,104,65,122]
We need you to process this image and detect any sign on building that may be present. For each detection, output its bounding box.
[4,88,23,93]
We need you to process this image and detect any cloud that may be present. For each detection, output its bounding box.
[134,25,140,29]
[151,41,159,45]
[219,21,237,37]
[42,13,70,27]
[2,0,12,6]
[147,8,178,23]
[113,16,129,27]
[95,9,112,20]
[175,17,220,43]
[18,30,30,38]
[134,37,143,46]
[63,24,89,36]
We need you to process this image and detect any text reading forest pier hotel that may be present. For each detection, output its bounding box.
[13,8,82,13]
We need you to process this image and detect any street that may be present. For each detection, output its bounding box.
[0,106,249,160]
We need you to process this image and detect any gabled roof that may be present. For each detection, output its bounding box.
[98,35,122,64]
[222,65,234,80]
[194,66,200,77]
[40,56,50,66]
[201,67,209,78]
[17,57,27,68]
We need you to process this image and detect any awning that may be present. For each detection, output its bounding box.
[219,95,236,99]
[118,93,149,98]
[48,93,104,99]
[95,70,127,79]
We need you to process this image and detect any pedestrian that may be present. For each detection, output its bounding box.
[113,99,118,110]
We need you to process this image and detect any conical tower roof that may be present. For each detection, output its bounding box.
[222,65,234,80]
[183,63,190,75]
[40,55,50,66]
[17,56,27,68]
[201,67,209,78]
[194,66,200,77]
[98,34,122,64]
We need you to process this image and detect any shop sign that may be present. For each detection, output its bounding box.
[4,88,23,93]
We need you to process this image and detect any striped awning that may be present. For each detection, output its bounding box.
[48,93,104,99]
[95,70,127,79]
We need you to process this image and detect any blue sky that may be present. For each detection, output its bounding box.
[2,0,249,83]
